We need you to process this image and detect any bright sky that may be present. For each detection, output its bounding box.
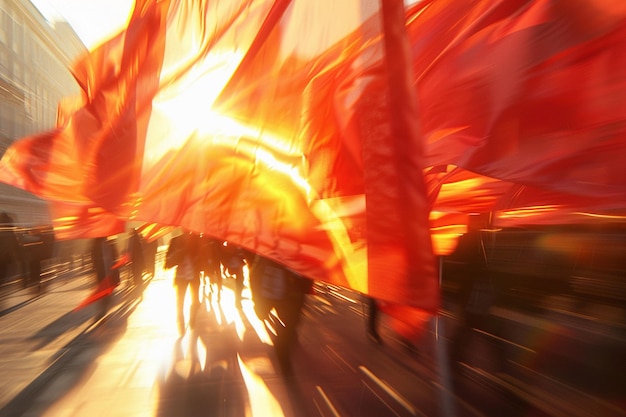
[30,0,422,50]
[30,0,134,49]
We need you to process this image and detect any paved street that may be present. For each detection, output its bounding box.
[0,261,468,417]
[1,259,624,417]
[0,263,441,417]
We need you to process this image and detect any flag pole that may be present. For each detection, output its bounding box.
[434,255,456,417]
[380,1,454,415]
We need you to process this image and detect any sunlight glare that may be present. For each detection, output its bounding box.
[145,50,243,162]
[241,303,274,346]
[237,354,286,417]
[137,268,178,336]
[145,49,371,295]
[220,289,239,326]
[497,205,560,218]
[196,336,207,372]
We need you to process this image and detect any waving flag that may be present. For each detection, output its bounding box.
[414,0,626,201]
[1,0,625,310]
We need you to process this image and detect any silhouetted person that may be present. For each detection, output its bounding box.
[365,295,382,344]
[448,218,503,372]
[19,226,53,289]
[165,230,203,336]
[200,237,222,301]
[0,212,19,284]
[144,237,159,277]
[127,228,145,286]
[221,242,246,309]
[91,236,119,319]
[249,254,312,374]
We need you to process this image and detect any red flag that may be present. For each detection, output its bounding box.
[411,0,626,204]
[380,302,433,342]
[49,201,125,241]
[1,0,625,311]
[135,222,174,243]
[111,252,131,270]
[73,275,119,312]
[0,0,168,239]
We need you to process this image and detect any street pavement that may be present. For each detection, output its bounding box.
[0,260,457,417]
[1,259,625,417]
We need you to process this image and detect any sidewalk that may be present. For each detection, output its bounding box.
[5,262,622,417]
[0,266,299,417]
[0,267,144,415]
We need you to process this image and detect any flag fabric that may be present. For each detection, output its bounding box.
[48,201,126,241]
[111,252,131,270]
[73,275,119,312]
[135,222,174,243]
[413,0,626,204]
[1,0,625,311]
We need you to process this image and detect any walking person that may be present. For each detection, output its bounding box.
[165,230,203,336]
[144,237,159,278]
[0,212,19,285]
[127,228,145,287]
[221,242,247,309]
[90,236,120,320]
[201,237,223,301]
[249,254,312,374]
[364,295,382,344]
[448,215,504,374]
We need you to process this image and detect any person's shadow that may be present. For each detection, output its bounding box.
[0,292,140,417]
[28,281,142,351]
[155,299,247,416]
[154,294,310,417]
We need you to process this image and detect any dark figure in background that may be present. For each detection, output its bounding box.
[0,212,19,284]
[221,242,247,308]
[165,230,203,336]
[91,237,119,319]
[127,228,145,286]
[448,219,502,372]
[144,237,159,277]
[18,226,54,289]
[40,225,55,260]
[202,237,223,301]
[249,255,312,374]
[365,295,382,344]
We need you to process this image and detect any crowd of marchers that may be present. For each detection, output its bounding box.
[160,229,312,373]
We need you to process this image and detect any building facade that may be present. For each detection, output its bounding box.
[0,0,85,226]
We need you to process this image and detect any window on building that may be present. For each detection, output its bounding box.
[11,10,21,55]
[0,8,9,45]
[0,45,8,78]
